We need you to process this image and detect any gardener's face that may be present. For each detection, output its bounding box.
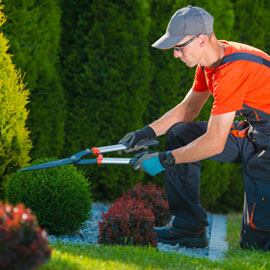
[173,34,203,67]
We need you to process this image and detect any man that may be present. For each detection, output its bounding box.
[119,5,270,251]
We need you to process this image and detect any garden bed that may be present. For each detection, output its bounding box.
[49,202,228,261]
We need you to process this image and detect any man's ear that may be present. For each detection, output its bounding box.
[198,34,208,47]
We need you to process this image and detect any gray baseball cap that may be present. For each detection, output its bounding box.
[152,5,214,50]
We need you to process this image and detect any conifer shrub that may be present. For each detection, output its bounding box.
[3,0,65,159]
[0,201,52,270]
[6,158,92,235]
[60,0,151,202]
[98,197,157,247]
[123,182,171,227]
[0,2,32,199]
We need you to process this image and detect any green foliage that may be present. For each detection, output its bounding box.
[2,0,65,159]
[60,0,152,201]
[263,1,270,54]
[6,158,92,235]
[200,161,243,212]
[146,0,187,124]
[0,4,32,199]
[215,163,244,213]
[143,0,190,186]
[232,0,266,50]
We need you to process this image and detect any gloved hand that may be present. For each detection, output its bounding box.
[133,151,175,176]
[118,126,156,149]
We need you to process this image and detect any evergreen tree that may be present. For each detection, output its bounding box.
[143,0,196,187]
[146,0,187,124]
[232,0,266,50]
[0,2,32,198]
[60,0,152,200]
[263,0,270,54]
[2,0,65,158]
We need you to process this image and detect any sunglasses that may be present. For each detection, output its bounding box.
[174,34,201,52]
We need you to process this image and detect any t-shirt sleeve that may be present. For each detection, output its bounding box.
[211,64,248,115]
[192,65,208,92]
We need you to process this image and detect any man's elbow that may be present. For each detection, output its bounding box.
[213,141,226,155]
[206,133,226,155]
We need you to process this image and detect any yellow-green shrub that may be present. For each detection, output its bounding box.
[0,3,32,199]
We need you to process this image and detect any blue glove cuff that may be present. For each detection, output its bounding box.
[141,154,165,176]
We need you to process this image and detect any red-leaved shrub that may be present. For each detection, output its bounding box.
[0,201,52,270]
[123,182,171,227]
[98,197,157,247]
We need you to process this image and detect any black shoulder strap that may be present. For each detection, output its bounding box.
[201,53,270,73]
[219,52,270,68]
[201,52,270,74]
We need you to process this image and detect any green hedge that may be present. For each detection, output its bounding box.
[0,4,32,199]
[60,0,152,200]
[2,0,65,159]
[143,0,192,187]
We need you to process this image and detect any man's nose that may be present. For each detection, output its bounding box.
[174,49,182,58]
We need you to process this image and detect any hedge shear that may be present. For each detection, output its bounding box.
[18,139,159,172]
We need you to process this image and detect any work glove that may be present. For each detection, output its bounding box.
[118,126,156,153]
[132,151,175,176]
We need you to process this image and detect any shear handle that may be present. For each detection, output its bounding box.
[96,139,159,154]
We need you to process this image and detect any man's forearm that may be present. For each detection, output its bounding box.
[171,111,236,164]
[171,132,223,164]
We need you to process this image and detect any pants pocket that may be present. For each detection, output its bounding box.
[250,181,270,231]
[247,151,270,181]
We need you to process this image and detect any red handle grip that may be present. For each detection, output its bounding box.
[91,147,103,165]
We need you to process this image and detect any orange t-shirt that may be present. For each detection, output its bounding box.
[192,41,270,115]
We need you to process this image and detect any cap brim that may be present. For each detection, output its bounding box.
[151,33,185,50]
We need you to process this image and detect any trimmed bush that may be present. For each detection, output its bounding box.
[6,158,92,235]
[123,182,171,227]
[0,201,52,270]
[98,197,157,247]
[0,2,32,199]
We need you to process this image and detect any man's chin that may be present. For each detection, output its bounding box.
[185,62,196,68]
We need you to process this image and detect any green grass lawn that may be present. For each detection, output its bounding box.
[40,213,270,270]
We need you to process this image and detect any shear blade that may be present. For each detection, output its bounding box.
[18,158,73,172]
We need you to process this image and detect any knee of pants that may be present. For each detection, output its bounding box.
[166,122,201,150]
